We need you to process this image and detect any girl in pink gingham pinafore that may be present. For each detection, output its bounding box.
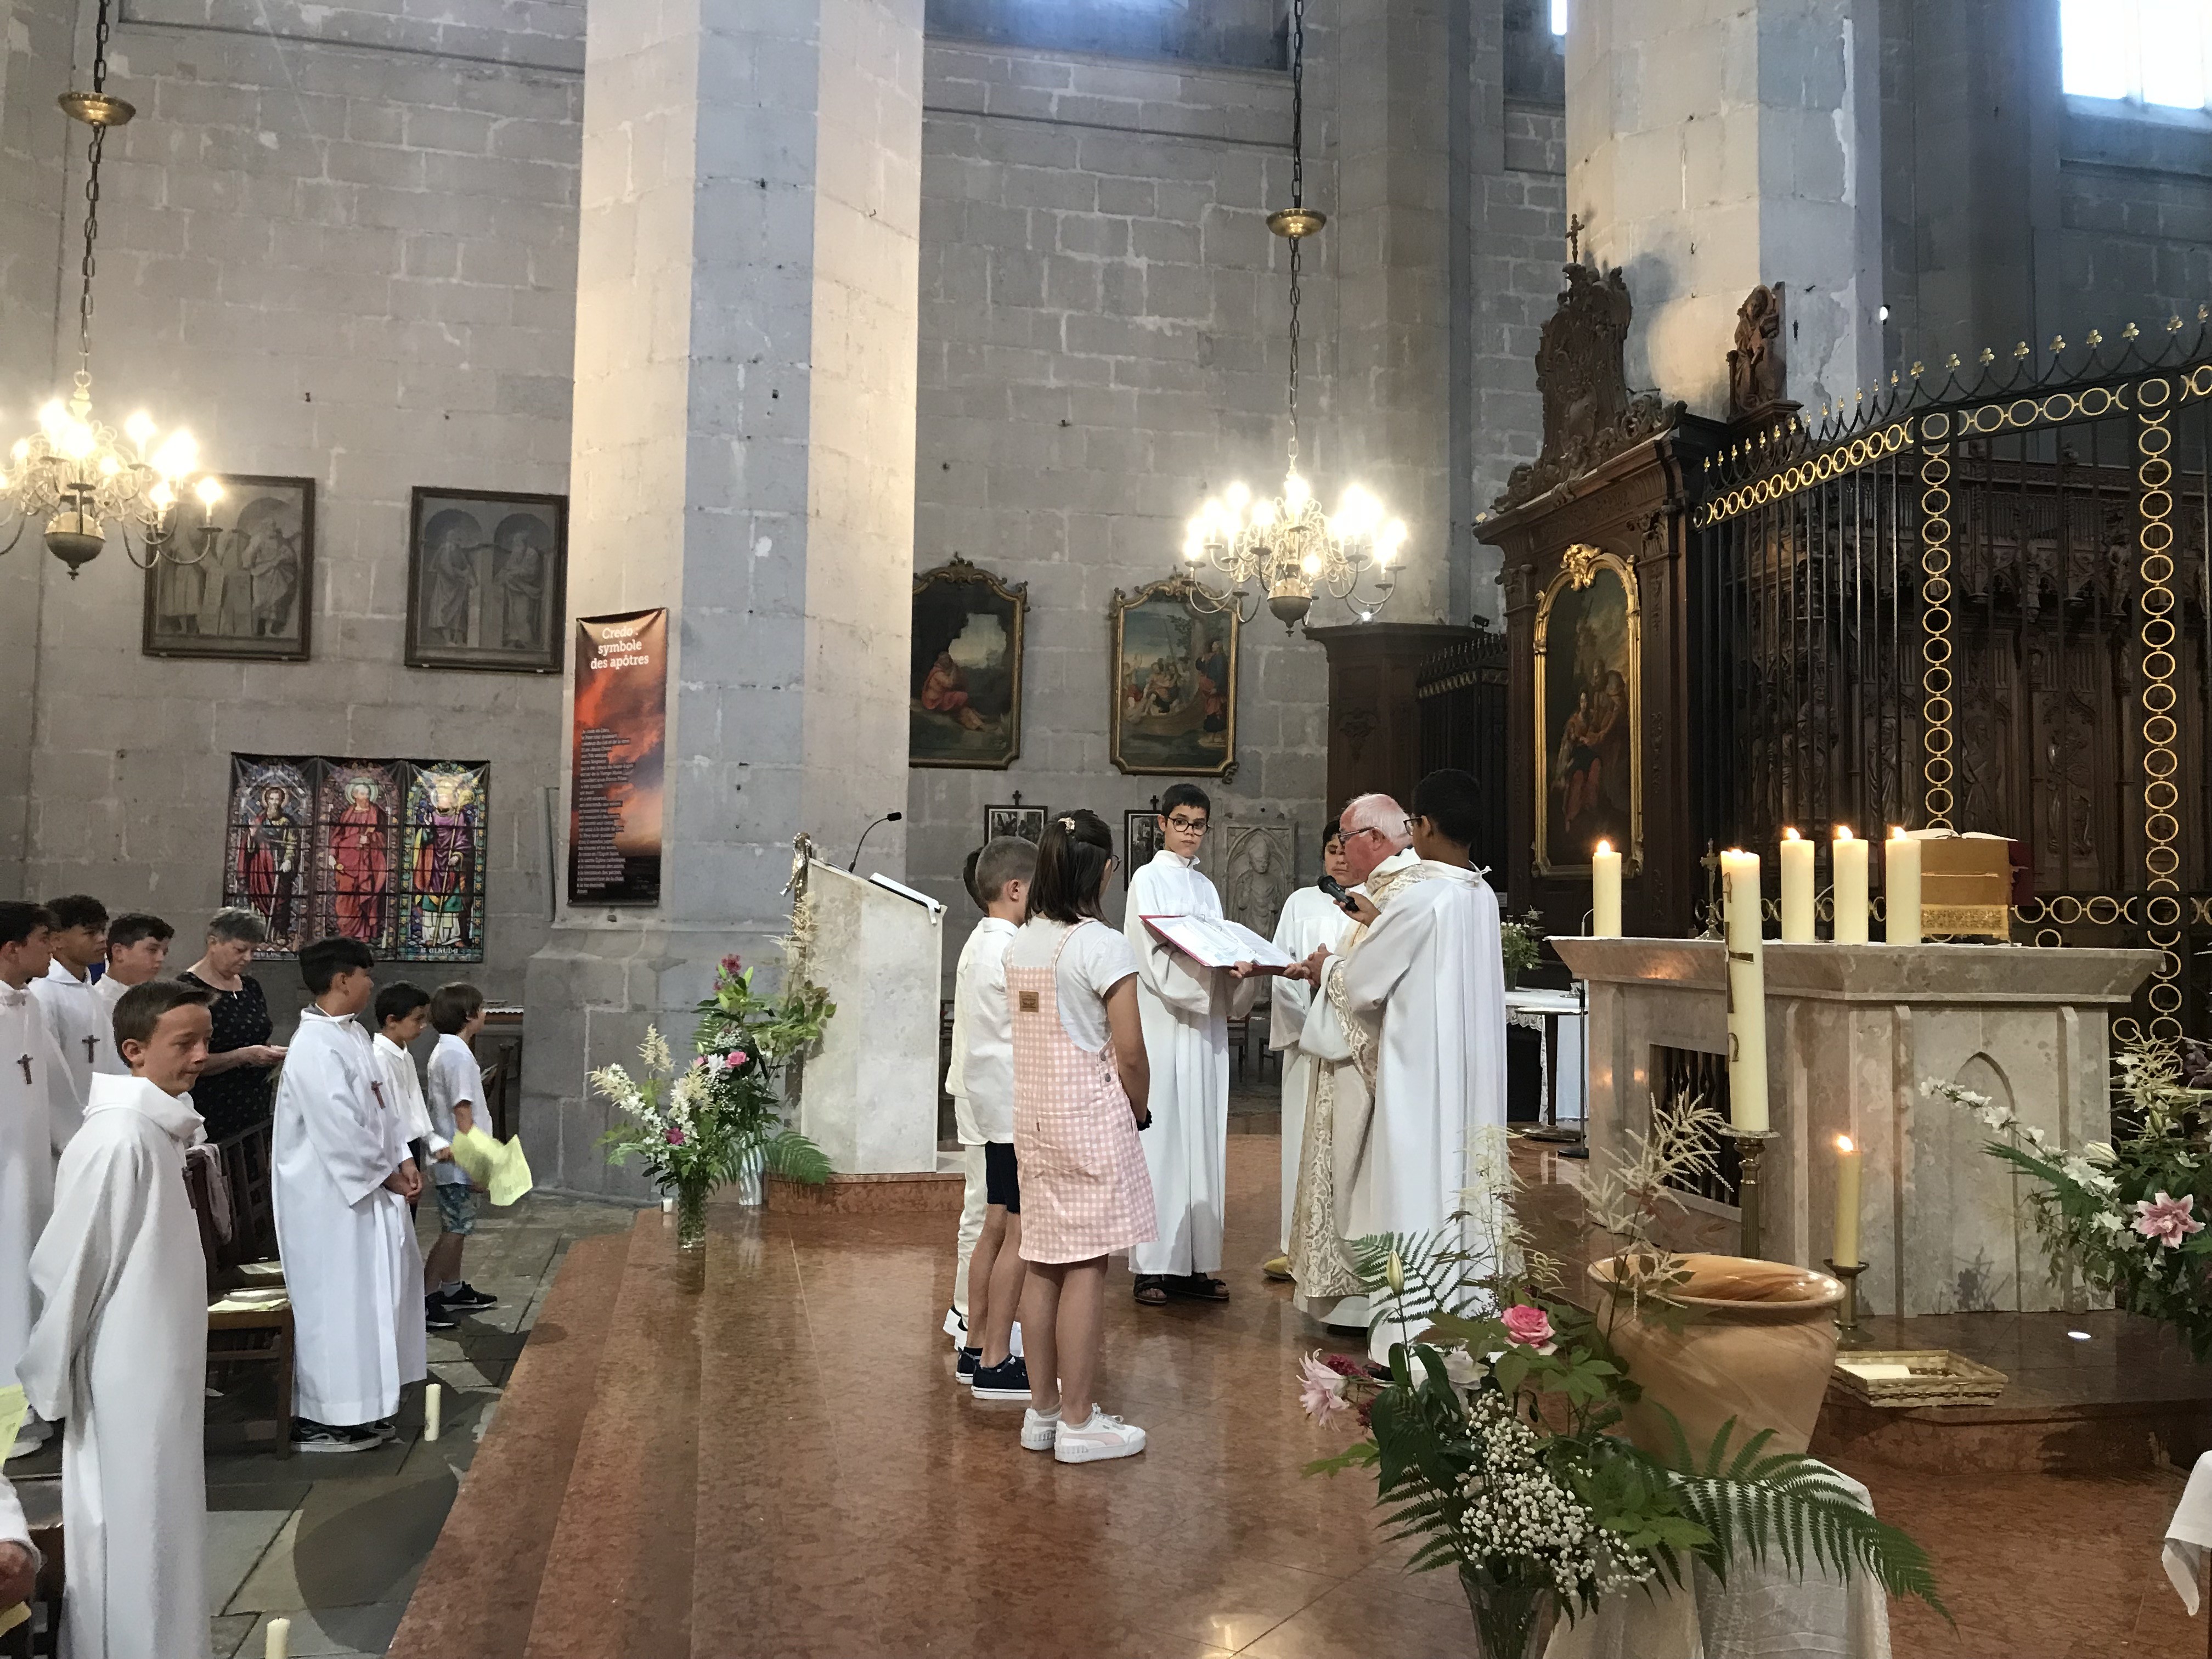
[1009,923,1155,1263]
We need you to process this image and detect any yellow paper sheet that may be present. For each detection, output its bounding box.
[1,1381,29,1634]
[450,1128,534,1206]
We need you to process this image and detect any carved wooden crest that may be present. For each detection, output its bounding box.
[1494,262,1683,514]
[1559,543,1604,590]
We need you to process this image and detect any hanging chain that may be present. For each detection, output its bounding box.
[73,0,116,387]
[1284,0,1306,469]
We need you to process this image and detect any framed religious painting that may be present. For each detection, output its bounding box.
[1532,543,1642,875]
[982,802,1046,845]
[912,557,1026,769]
[1108,574,1238,777]
[405,488,568,673]
[1123,803,1163,889]
[142,475,314,662]
[224,755,317,955]
[311,759,402,950]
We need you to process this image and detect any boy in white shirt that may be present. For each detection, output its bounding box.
[93,912,174,1022]
[949,837,1036,1401]
[372,984,449,1330]
[422,983,495,1321]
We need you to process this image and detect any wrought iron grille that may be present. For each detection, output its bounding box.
[1652,1045,1740,1206]
[1416,628,1509,874]
[1694,317,2212,1042]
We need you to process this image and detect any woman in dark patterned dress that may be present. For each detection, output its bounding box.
[179,907,287,1142]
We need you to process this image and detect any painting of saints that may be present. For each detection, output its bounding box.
[328,779,391,944]
[919,652,984,730]
[1538,557,1638,870]
[419,508,484,647]
[490,512,553,652]
[910,560,1025,768]
[1109,578,1238,777]
[235,782,305,943]
[407,768,484,953]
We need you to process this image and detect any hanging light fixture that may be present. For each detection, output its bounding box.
[1177,0,1404,633]
[0,0,220,577]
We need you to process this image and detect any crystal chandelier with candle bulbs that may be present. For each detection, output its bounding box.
[1176,0,1404,633]
[0,0,221,577]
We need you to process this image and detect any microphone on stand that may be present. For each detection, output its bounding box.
[848,811,904,873]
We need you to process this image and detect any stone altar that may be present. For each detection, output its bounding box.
[1552,938,2157,1317]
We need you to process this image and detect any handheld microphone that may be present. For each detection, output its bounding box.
[848,811,904,872]
[1318,875,1362,917]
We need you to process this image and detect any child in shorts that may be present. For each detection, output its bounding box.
[422,982,495,1322]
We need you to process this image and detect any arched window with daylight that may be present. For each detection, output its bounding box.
[2061,0,2212,113]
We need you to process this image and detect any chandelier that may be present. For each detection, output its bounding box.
[0,0,220,577]
[1178,0,1404,633]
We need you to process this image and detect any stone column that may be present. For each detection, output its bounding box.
[523,0,922,1195]
[1565,0,1883,418]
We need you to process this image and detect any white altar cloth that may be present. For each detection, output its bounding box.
[2162,1449,2212,1614]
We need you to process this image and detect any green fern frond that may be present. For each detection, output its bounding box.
[763,1130,833,1185]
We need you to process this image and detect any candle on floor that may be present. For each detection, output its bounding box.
[1833,1134,1863,1267]
[266,1617,290,1659]
[1832,827,1869,944]
[1591,839,1622,937]
[1886,827,1922,945]
[1721,849,1770,1133]
[1779,828,1815,941]
[425,1381,443,1443]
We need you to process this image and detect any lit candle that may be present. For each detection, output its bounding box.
[425,1382,443,1443]
[1779,828,1815,941]
[1591,839,1622,937]
[1886,827,1922,945]
[1721,849,1769,1133]
[267,1617,291,1659]
[1832,1134,1863,1267]
[1832,827,1869,944]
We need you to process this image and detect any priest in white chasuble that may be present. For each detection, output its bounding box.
[273,937,426,1446]
[1263,819,1356,1275]
[1124,783,1262,1303]
[21,980,216,1659]
[0,901,67,1462]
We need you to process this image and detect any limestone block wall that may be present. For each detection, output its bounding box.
[14,13,580,1017]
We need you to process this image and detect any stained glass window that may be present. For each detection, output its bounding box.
[225,755,488,961]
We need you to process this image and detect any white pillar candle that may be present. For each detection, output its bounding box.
[425,1381,443,1443]
[1591,839,1622,937]
[1832,827,1869,944]
[266,1617,291,1659]
[1721,849,1770,1133]
[1832,1135,1863,1267]
[1779,828,1815,941]
[1886,827,1922,945]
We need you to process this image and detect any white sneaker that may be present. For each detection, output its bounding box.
[1020,1407,1060,1452]
[1054,1408,1145,1464]
[1009,1320,1024,1358]
[943,1306,967,1347]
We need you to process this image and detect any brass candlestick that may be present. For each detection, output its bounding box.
[1731,1127,1778,1259]
[1824,1259,1869,1347]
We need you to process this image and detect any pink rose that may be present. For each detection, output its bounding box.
[664,1128,685,1146]
[1500,1304,1556,1354]
[724,1051,749,1069]
[1297,1350,1351,1427]
[2133,1191,2205,1249]
[691,1056,707,1069]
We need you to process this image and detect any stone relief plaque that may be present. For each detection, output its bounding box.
[405,487,567,673]
[142,474,314,662]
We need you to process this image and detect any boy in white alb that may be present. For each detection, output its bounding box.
[948,836,1036,1402]
[31,894,114,1149]
[273,935,425,1452]
[372,983,448,1331]
[21,980,215,1658]
[422,983,496,1321]
[0,902,66,1462]
[93,912,174,1024]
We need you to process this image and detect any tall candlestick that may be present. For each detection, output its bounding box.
[1832,1133,1863,1267]
[1720,849,1769,1133]
[1832,827,1869,944]
[1886,827,1922,945]
[267,1617,291,1659]
[1779,828,1815,941]
[425,1381,443,1443]
[1591,839,1622,937]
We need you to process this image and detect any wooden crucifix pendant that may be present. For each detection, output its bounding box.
[15,1055,30,1086]
[82,1035,98,1065]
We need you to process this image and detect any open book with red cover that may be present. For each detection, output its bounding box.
[1141,914,1296,971]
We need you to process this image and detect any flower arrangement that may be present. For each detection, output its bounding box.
[1299,1123,1943,1655]
[1925,1034,2212,1358]
[1498,908,1545,991]
[593,957,836,1251]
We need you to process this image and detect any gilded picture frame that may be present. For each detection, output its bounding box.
[912,557,1026,769]
[1533,542,1642,875]
[1108,574,1239,778]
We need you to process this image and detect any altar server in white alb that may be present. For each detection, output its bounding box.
[0,902,67,1463]
[93,912,175,1024]
[1123,783,1262,1306]
[274,935,426,1453]
[1312,770,1508,1340]
[1262,819,1356,1278]
[21,979,217,1659]
[31,894,116,1150]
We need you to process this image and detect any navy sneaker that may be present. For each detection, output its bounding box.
[291,1418,382,1454]
[446,1283,498,1309]
[956,1346,981,1385]
[424,1295,459,1332]
[971,1356,1031,1402]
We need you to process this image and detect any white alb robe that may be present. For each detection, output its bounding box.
[32,961,112,1152]
[1338,862,1509,1253]
[1125,848,1259,1277]
[273,1007,425,1426]
[0,985,65,1408]
[1268,884,1355,1252]
[92,972,129,1023]
[20,1073,210,1659]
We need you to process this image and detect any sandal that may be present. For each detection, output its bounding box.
[1133,1275,1172,1306]
[1166,1273,1230,1302]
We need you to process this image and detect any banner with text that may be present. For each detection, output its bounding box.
[569,608,667,906]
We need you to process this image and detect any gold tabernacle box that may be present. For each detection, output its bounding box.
[1917,832,2013,938]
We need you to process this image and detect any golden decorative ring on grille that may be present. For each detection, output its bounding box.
[2008,398,2039,427]
[2080,386,2119,417]
[2016,897,2048,925]
[2086,895,2122,926]
[2040,393,2078,423]
[2135,391,2182,1035]
[2147,894,2183,929]
[2147,845,2182,881]
[2196,898,2212,925]
[2139,375,2172,410]
[2050,895,2084,926]
[2034,928,2062,949]
[2115,1016,2143,1046]
[2186,365,2212,398]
